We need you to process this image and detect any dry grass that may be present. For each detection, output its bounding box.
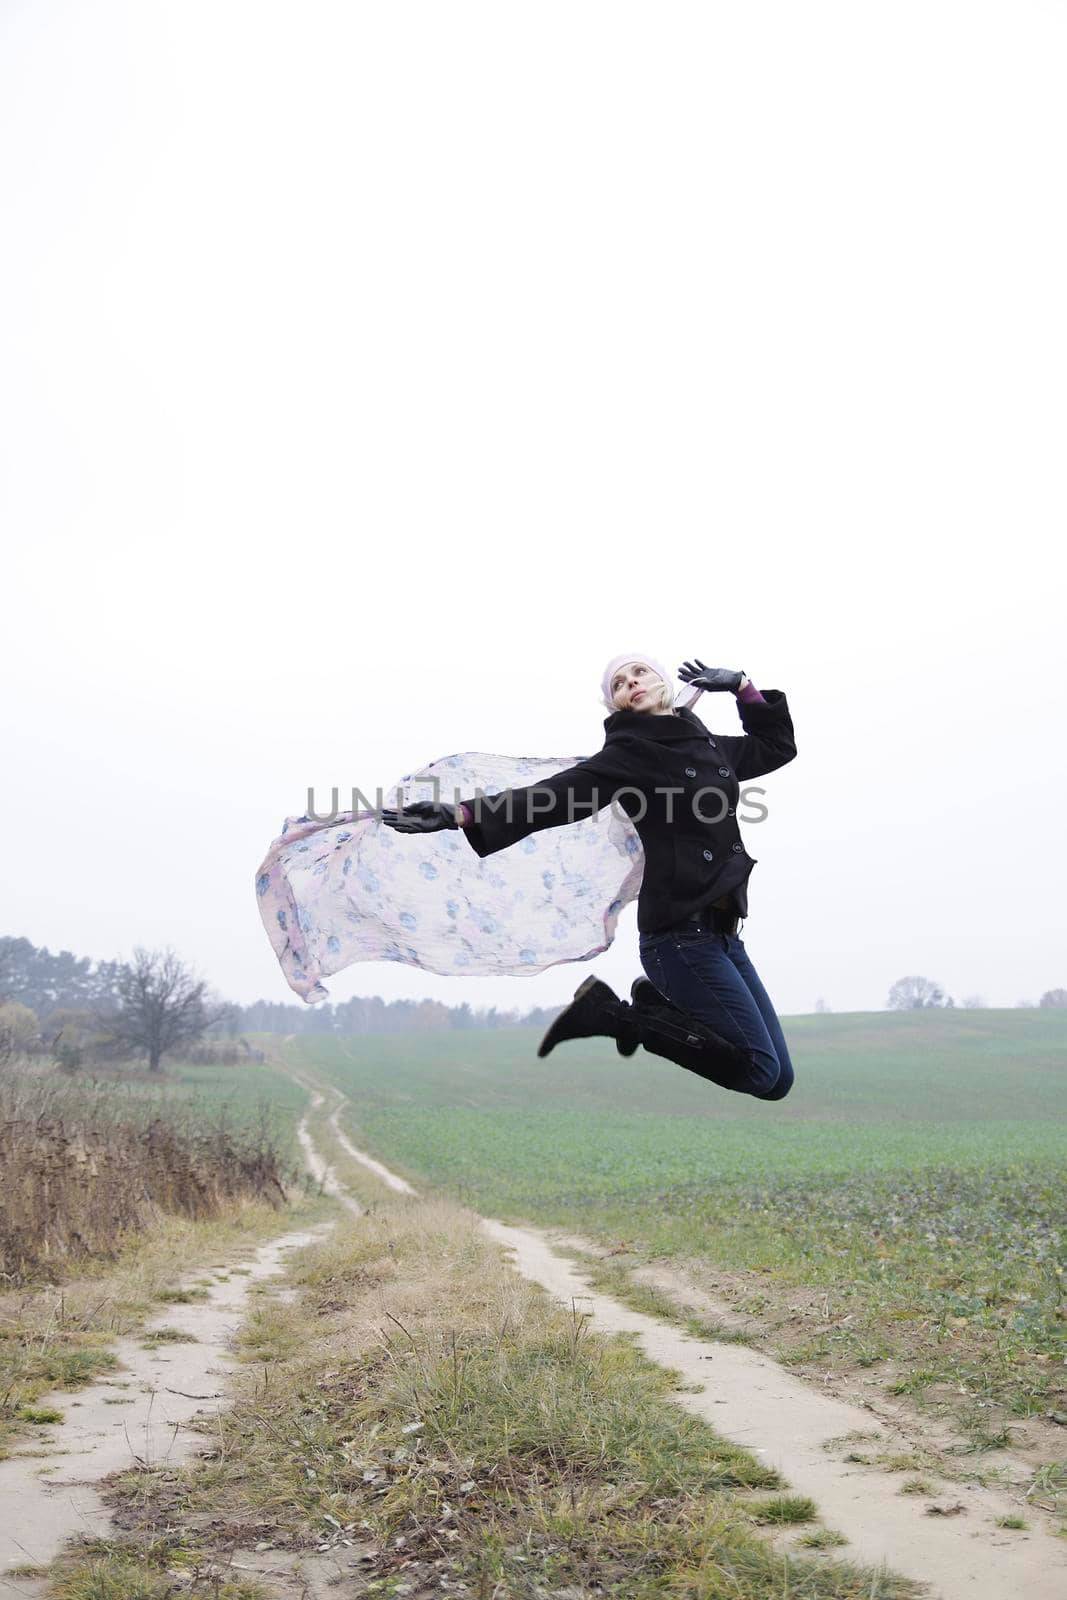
[0,1066,288,1282]
[93,1193,918,1600]
[47,1543,269,1600]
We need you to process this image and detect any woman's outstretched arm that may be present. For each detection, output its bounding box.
[455,747,638,858]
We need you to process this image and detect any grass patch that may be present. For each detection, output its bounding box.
[47,1539,270,1600]
[747,1495,818,1524]
[995,1515,1028,1529]
[49,1553,173,1600]
[952,1418,1017,1454]
[0,1342,118,1457]
[1027,1459,1067,1517]
[799,1528,849,1548]
[154,1287,210,1305]
[876,1452,940,1475]
[236,1304,305,1364]
[18,1403,65,1424]
[140,1326,197,1347]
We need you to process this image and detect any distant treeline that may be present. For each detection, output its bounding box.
[234,994,561,1033]
[0,936,127,1018]
[0,935,560,1036]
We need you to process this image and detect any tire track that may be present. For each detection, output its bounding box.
[327,1100,417,1195]
[290,1070,363,1217]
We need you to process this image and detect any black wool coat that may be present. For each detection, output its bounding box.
[459,691,796,934]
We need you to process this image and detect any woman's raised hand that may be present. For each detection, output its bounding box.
[380,800,460,833]
[677,659,746,694]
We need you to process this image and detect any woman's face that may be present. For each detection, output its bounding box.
[610,660,664,712]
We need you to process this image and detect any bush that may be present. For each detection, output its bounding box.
[0,1000,39,1062]
[54,1039,85,1074]
[183,1042,266,1065]
[0,1067,288,1282]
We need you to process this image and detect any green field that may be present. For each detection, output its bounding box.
[278,1010,1067,1438]
[83,1053,310,1166]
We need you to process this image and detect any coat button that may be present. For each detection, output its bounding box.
[731,842,744,853]
[718,766,730,777]
[727,806,736,817]
[702,848,714,861]
[685,766,697,778]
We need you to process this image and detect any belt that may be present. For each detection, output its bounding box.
[676,905,740,935]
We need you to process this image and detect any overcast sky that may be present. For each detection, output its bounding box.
[2,1,1065,1019]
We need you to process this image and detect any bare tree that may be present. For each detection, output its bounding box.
[1039,988,1067,1008]
[886,975,951,1010]
[814,997,831,1013]
[108,947,226,1072]
[960,994,986,1009]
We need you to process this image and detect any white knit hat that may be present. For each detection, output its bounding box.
[600,651,702,712]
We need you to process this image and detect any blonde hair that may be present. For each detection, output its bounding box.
[609,661,677,715]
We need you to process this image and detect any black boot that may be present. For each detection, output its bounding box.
[630,977,664,1008]
[627,977,756,1093]
[537,976,758,1094]
[537,977,640,1059]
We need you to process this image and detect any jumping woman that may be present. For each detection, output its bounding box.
[382,652,797,1101]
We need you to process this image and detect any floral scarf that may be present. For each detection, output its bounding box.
[254,748,644,1004]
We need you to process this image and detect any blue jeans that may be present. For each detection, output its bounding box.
[638,927,795,1100]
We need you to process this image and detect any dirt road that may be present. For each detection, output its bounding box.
[0,1227,326,1585]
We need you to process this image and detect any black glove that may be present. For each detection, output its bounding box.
[677,659,746,694]
[380,800,459,833]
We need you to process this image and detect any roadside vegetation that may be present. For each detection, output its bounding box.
[84,1192,918,1599]
[0,1057,314,1461]
[0,1063,290,1281]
